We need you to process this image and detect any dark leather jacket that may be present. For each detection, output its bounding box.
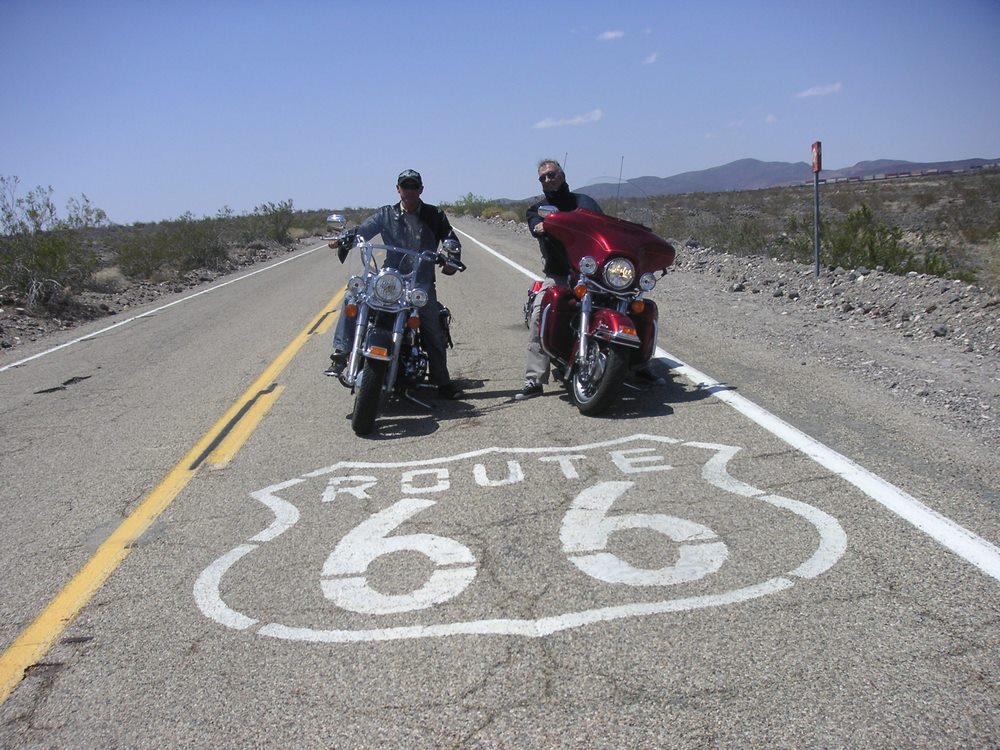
[526,183,603,277]
[356,201,461,286]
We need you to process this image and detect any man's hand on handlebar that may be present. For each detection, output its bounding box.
[334,229,358,263]
[438,252,466,276]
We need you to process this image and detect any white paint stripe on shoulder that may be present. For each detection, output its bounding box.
[658,350,1000,582]
[458,224,1000,582]
[0,243,326,374]
[452,226,541,281]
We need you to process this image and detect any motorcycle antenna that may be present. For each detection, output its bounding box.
[613,155,625,214]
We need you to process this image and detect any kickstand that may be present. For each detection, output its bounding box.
[403,389,435,410]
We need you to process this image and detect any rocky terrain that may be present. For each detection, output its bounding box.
[2,221,998,451]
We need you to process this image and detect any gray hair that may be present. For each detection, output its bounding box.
[537,159,563,174]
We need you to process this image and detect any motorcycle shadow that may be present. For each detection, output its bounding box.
[545,368,718,420]
[343,380,487,440]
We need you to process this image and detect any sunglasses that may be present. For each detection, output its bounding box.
[399,181,421,190]
[538,171,560,182]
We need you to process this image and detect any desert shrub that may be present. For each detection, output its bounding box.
[0,176,103,307]
[826,203,912,271]
[774,215,820,262]
[449,193,499,217]
[255,199,295,245]
[87,266,128,293]
[114,213,227,279]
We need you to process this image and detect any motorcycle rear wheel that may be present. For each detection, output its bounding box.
[351,359,388,435]
[571,339,626,416]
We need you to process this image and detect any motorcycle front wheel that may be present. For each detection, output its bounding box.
[351,359,388,435]
[570,339,627,416]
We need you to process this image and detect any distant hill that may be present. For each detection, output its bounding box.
[571,157,1000,200]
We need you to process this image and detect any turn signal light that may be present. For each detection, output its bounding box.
[574,284,588,300]
[407,315,420,329]
[623,326,638,337]
[630,300,645,314]
[345,303,358,317]
[369,346,389,357]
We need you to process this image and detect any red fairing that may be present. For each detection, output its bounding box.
[542,209,675,273]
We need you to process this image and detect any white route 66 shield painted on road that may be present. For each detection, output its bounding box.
[194,434,846,642]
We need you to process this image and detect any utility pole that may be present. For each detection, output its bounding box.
[614,156,624,214]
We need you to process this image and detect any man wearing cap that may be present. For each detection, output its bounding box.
[326,169,465,400]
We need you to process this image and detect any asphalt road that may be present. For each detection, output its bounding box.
[0,217,997,748]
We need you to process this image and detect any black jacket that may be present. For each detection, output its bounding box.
[356,201,461,286]
[526,183,603,276]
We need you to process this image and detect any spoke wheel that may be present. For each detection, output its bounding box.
[571,339,626,415]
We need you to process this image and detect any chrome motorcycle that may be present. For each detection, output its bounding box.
[326,214,464,435]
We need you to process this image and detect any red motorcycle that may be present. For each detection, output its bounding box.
[533,206,676,415]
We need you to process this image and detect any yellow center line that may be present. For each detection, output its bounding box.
[0,288,345,705]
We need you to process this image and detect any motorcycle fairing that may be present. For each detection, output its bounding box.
[545,209,676,273]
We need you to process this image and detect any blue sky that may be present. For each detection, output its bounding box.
[3,0,998,225]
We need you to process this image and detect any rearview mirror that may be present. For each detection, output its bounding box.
[537,205,558,218]
[326,213,347,232]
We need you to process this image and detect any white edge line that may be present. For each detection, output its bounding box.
[453,226,541,281]
[0,243,326,373]
[459,223,1000,582]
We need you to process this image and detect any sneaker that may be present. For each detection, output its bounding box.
[634,365,665,386]
[437,382,464,400]
[324,352,347,377]
[514,380,543,401]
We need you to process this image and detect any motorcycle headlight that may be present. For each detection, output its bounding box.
[409,288,429,307]
[639,272,657,291]
[373,271,404,304]
[579,256,598,275]
[347,275,366,295]
[603,258,635,290]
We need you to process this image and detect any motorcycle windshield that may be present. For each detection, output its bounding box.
[547,209,676,273]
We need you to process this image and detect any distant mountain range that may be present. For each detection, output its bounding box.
[571,157,1000,200]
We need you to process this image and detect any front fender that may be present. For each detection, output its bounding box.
[363,327,394,361]
[588,308,641,348]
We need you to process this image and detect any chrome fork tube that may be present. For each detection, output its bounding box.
[578,287,592,362]
[348,303,370,378]
[385,310,407,389]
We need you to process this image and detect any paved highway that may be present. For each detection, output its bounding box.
[1,217,996,747]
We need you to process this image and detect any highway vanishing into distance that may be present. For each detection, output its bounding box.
[1,217,997,747]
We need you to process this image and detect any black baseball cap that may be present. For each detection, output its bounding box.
[397,169,423,187]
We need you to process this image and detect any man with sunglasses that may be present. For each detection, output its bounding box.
[515,159,664,401]
[326,169,464,400]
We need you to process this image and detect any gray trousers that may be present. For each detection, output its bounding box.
[524,275,568,384]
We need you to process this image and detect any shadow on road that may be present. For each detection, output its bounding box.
[346,365,725,439]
